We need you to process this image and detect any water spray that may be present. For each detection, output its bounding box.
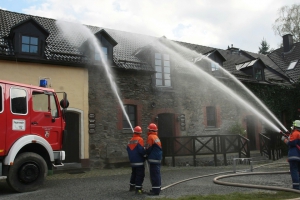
[55,20,134,131]
[154,38,282,133]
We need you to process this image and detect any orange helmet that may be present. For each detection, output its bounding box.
[133,126,142,134]
[147,123,158,131]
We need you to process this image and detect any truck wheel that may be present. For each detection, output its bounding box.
[7,152,47,193]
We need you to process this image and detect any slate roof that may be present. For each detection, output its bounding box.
[174,41,216,55]
[0,9,295,85]
[0,9,155,71]
[268,42,300,83]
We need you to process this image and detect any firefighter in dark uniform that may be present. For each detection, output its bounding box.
[127,126,146,194]
[145,123,162,196]
[282,120,300,190]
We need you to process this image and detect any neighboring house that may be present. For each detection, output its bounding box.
[0,9,295,169]
[0,10,90,168]
[268,34,300,83]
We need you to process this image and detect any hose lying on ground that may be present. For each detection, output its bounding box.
[213,171,300,195]
[161,171,233,190]
[162,161,300,195]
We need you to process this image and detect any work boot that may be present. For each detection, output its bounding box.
[129,185,135,192]
[147,190,159,196]
[135,188,145,194]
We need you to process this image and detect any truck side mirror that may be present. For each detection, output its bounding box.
[60,99,69,109]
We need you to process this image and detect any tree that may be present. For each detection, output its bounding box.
[272,4,300,43]
[258,38,271,54]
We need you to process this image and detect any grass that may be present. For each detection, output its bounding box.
[150,191,300,200]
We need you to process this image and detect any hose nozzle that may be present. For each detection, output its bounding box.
[279,130,289,138]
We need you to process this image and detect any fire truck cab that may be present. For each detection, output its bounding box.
[0,79,69,192]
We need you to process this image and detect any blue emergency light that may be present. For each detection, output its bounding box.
[39,79,48,87]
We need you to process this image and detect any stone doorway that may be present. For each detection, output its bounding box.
[157,113,175,137]
[246,115,257,150]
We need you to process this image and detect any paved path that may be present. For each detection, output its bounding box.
[0,158,299,199]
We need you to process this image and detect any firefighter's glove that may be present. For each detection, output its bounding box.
[281,136,289,144]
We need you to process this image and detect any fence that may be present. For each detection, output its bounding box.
[259,132,283,160]
[160,134,250,167]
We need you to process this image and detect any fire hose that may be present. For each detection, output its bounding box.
[162,162,300,195]
[213,171,300,195]
[161,131,300,195]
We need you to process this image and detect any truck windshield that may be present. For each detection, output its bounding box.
[32,91,58,118]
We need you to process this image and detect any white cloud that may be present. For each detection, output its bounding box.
[21,0,300,52]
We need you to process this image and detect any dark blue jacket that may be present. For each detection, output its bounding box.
[127,133,146,167]
[146,132,162,164]
[287,129,300,161]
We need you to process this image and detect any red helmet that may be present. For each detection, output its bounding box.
[133,126,142,134]
[147,123,158,131]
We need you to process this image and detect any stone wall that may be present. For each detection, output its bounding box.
[88,61,255,168]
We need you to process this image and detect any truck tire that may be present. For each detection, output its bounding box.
[7,152,47,193]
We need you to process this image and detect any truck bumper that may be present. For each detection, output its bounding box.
[53,151,65,161]
[53,151,65,167]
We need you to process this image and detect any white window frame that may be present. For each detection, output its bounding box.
[155,53,171,87]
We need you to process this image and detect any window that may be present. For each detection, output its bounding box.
[254,69,262,80]
[11,88,27,114]
[206,106,216,127]
[155,53,171,87]
[287,60,298,70]
[123,105,136,129]
[95,47,108,61]
[211,62,219,71]
[21,36,38,53]
[32,91,58,117]
[0,86,2,112]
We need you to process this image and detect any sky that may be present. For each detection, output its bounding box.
[0,0,299,53]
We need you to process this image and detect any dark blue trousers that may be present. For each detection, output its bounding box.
[289,161,300,190]
[130,166,145,189]
[149,164,161,194]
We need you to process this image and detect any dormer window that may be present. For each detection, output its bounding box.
[95,47,108,61]
[255,68,262,80]
[155,53,171,87]
[211,62,219,71]
[8,18,49,59]
[21,36,38,54]
[82,29,117,65]
[206,50,225,76]
[211,62,223,77]
[236,59,265,81]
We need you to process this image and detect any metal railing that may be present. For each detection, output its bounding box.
[259,133,271,159]
[259,132,283,160]
[160,134,250,167]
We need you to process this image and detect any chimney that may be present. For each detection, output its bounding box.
[283,34,293,52]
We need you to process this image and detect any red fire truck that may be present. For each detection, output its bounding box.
[0,79,69,192]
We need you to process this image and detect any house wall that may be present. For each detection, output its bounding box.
[0,60,90,161]
[87,60,257,168]
[88,64,156,168]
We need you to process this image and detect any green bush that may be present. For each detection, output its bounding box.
[229,122,246,136]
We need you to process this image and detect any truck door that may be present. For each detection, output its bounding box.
[6,85,31,150]
[30,90,62,150]
[0,84,5,156]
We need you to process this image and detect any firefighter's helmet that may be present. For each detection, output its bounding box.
[133,126,142,134]
[147,123,158,131]
[293,120,300,128]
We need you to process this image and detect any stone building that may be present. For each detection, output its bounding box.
[0,9,296,169]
